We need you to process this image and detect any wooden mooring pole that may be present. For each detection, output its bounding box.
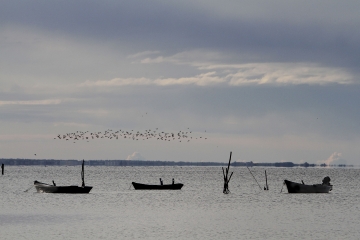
[264,170,269,190]
[81,160,85,187]
[223,152,233,194]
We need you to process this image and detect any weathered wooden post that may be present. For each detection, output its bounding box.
[1,163,4,175]
[223,152,233,194]
[264,170,269,190]
[81,160,85,187]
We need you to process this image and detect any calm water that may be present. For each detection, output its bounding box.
[0,166,359,239]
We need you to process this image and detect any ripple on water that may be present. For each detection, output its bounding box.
[0,166,359,239]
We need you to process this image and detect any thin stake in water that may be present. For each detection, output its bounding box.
[81,159,85,187]
[246,166,262,190]
[264,170,269,190]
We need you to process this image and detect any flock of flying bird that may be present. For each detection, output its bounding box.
[55,128,208,143]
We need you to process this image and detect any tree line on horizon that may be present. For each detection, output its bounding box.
[0,158,351,167]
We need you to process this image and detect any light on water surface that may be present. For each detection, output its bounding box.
[0,166,359,239]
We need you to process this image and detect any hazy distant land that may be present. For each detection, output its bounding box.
[0,159,351,168]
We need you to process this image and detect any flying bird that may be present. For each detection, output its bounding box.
[55,128,208,144]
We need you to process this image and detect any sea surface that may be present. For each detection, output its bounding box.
[0,166,359,240]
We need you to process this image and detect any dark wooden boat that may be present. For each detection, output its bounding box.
[284,177,332,193]
[34,181,92,193]
[34,160,92,194]
[132,182,183,190]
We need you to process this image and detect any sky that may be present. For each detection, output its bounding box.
[1,1,360,165]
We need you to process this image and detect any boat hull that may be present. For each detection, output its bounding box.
[34,181,92,194]
[284,180,332,193]
[132,182,183,190]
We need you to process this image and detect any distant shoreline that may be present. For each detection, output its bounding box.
[0,158,352,168]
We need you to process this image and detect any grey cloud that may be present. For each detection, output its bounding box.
[1,1,360,71]
[1,1,360,163]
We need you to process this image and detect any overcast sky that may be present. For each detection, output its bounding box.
[1,1,360,165]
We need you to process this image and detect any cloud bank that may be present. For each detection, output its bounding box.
[1,1,360,164]
[80,59,354,88]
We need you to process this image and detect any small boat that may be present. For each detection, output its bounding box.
[34,181,92,193]
[34,160,92,194]
[284,177,332,193]
[132,182,183,190]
